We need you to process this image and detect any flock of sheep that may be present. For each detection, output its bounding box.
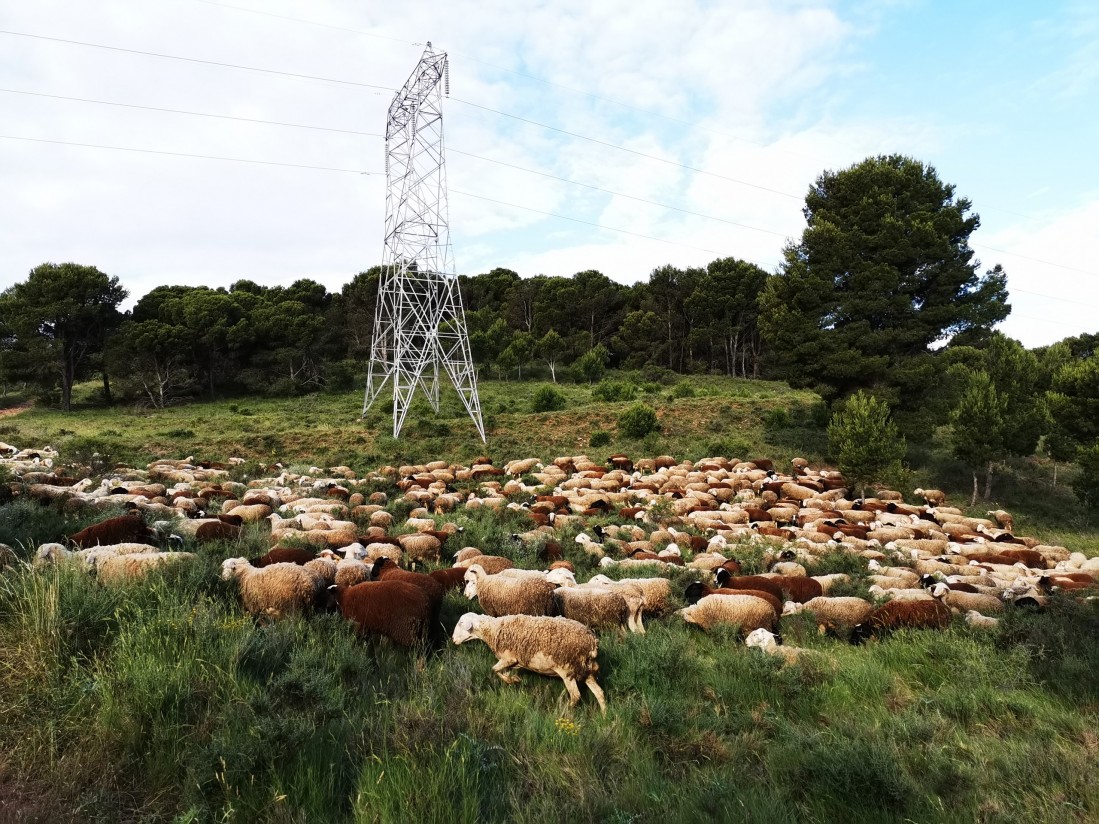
[3,441,1098,714]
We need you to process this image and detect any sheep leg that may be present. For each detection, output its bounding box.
[585,676,607,715]
[629,604,646,634]
[492,657,521,685]
[561,676,583,707]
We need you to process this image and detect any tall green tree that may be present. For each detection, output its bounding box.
[759,155,1010,418]
[537,330,566,383]
[0,262,127,410]
[951,369,1006,505]
[827,390,906,497]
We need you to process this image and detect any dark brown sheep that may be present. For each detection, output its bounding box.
[69,513,156,548]
[251,547,316,567]
[328,581,432,647]
[850,599,952,644]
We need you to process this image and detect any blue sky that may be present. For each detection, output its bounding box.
[1,0,1096,347]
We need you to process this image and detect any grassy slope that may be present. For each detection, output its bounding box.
[0,375,1097,823]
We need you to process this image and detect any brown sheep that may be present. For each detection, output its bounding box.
[251,547,316,567]
[69,513,156,548]
[328,581,432,647]
[850,599,952,643]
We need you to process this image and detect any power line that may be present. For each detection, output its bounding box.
[0,134,380,174]
[0,88,383,137]
[450,97,801,201]
[5,131,1091,326]
[3,29,1095,282]
[0,29,395,92]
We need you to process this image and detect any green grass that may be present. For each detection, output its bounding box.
[1,374,1097,821]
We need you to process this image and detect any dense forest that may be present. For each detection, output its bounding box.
[3,155,1098,510]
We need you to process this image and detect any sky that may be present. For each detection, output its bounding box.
[1,0,1097,348]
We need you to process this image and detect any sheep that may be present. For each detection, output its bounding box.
[251,547,316,567]
[964,610,1000,629]
[69,513,157,548]
[452,613,607,713]
[328,581,432,647]
[0,542,16,570]
[553,587,632,633]
[811,573,851,594]
[782,596,874,628]
[92,551,197,584]
[914,488,946,507]
[428,566,470,591]
[335,558,372,587]
[683,581,783,615]
[929,582,1006,615]
[677,594,777,635]
[986,510,1015,532]
[586,574,672,616]
[867,584,933,601]
[303,556,338,584]
[850,599,952,644]
[455,554,514,575]
[396,533,442,565]
[220,558,326,619]
[462,564,557,617]
[745,628,832,667]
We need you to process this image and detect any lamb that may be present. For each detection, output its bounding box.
[328,581,432,647]
[782,596,874,628]
[462,564,557,617]
[88,550,196,583]
[553,587,632,633]
[452,613,607,713]
[677,594,777,635]
[850,599,952,643]
[220,558,326,619]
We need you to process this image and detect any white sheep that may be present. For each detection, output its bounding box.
[677,594,776,634]
[220,558,326,619]
[452,612,607,713]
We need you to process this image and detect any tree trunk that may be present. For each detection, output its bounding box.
[101,369,112,406]
[983,462,994,500]
[970,471,978,507]
[548,361,556,383]
[1052,461,1058,487]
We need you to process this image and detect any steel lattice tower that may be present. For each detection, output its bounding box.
[362,43,485,442]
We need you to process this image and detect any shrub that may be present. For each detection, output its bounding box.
[669,382,696,399]
[62,436,133,473]
[1072,439,1099,513]
[531,387,567,413]
[827,391,906,498]
[618,403,660,439]
[589,430,611,448]
[592,380,637,403]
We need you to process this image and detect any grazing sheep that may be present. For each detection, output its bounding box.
[745,628,832,667]
[587,574,672,616]
[850,599,952,644]
[428,566,469,591]
[930,582,1005,614]
[251,547,316,567]
[0,543,16,570]
[455,554,515,574]
[677,594,777,635]
[553,587,631,633]
[303,556,338,584]
[811,573,851,594]
[220,558,326,619]
[69,513,156,548]
[782,596,874,628]
[93,551,197,584]
[329,581,432,647]
[914,488,946,507]
[987,510,1014,532]
[462,564,557,617]
[683,581,783,615]
[397,533,442,564]
[964,610,1000,629]
[334,558,372,587]
[452,613,607,713]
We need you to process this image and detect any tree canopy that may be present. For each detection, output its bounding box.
[760,155,1010,410]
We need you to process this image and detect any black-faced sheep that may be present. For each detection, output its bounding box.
[850,599,952,644]
[452,612,607,713]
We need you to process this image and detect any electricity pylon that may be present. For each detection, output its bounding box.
[362,42,485,442]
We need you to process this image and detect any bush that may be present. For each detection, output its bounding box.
[62,436,133,473]
[618,403,660,439]
[1072,439,1099,513]
[669,382,696,399]
[592,380,637,403]
[827,391,906,497]
[589,430,611,448]
[531,387,567,413]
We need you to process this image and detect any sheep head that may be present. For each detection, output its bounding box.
[220,557,249,580]
[451,612,488,645]
[745,628,778,650]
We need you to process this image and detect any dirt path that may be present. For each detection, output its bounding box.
[0,401,32,419]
